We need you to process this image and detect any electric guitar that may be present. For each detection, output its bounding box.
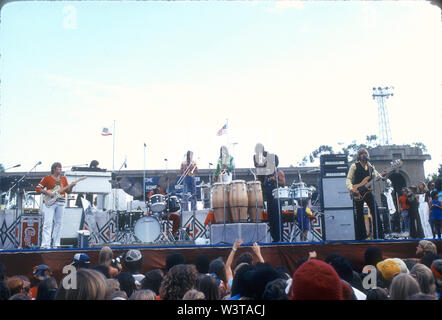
[43,177,86,206]
[350,160,402,202]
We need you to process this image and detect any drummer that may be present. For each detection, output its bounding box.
[147,183,180,238]
[264,155,286,242]
[213,146,235,183]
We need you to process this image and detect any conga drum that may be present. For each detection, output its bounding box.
[211,182,230,223]
[247,181,263,222]
[229,180,248,222]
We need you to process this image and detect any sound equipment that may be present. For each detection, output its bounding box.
[320,154,355,240]
[210,223,270,244]
[321,177,353,209]
[320,154,348,178]
[323,208,355,241]
[18,215,41,248]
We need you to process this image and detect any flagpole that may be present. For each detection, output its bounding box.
[112,120,116,172]
[143,142,146,202]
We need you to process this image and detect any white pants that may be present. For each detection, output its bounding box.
[41,202,65,248]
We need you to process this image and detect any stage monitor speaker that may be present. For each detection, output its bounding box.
[323,208,355,241]
[321,177,353,209]
[210,223,270,244]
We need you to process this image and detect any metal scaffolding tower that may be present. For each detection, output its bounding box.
[372,86,394,145]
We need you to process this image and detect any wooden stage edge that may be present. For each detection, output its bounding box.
[1,239,441,283]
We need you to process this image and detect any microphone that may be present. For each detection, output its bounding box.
[13,164,21,168]
[37,161,42,165]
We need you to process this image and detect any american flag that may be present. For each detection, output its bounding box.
[101,127,112,136]
[217,123,228,136]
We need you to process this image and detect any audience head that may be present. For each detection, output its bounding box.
[410,263,436,295]
[289,259,347,300]
[196,274,219,300]
[105,278,120,300]
[6,276,24,296]
[209,257,226,283]
[124,249,143,274]
[389,273,421,300]
[325,254,354,283]
[194,254,210,274]
[262,278,289,300]
[248,266,282,299]
[376,259,401,283]
[110,290,128,300]
[92,264,110,278]
[36,277,58,300]
[32,264,52,282]
[98,246,114,266]
[182,289,205,300]
[129,289,156,300]
[56,269,107,300]
[364,247,383,267]
[417,240,437,257]
[141,269,164,295]
[421,253,440,269]
[71,253,90,269]
[236,252,253,267]
[9,293,31,300]
[430,259,442,289]
[165,253,185,272]
[116,272,137,298]
[159,264,197,300]
[365,288,389,300]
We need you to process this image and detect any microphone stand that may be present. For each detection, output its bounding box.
[274,166,282,242]
[9,162,41,221]
[369,161,380,239]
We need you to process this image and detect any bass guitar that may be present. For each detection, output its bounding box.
[350,160,402,202]
[43,177,87,206]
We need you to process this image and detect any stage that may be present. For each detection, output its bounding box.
[1,239,441,283]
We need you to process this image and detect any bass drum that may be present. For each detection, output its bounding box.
[134,216,161,243]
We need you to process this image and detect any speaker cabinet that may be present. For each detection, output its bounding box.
[321,177,353,209]
[323,208,355,241]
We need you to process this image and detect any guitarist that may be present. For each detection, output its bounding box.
[36,162,78,249]
[346,148,387,240]
[180,151,198,212]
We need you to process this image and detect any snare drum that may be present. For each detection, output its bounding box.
[149,194,167,213]
[134,216,161,243]
[229,180,248,222]
[272,187,291,200]
[247,181,263,222]
[211,182,230,223]
[167,196,181,213]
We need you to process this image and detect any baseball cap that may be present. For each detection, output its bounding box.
[72,253,90,265]
[125,249,142,262]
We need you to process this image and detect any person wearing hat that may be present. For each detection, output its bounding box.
[30,265,52,299]
[376,259,401,286]
[72,253,90,269]
[124,249,145,287]
[430,259,442,299]
[289,259,352,300]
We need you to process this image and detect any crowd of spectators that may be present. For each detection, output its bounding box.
[0,239,441,301]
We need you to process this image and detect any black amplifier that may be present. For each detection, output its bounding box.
[320,154,349,178]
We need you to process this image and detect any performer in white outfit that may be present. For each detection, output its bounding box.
[417,182,433,238]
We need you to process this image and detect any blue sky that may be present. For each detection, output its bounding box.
[0,1,440,176]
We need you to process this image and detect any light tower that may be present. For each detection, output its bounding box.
[372,86,394,145]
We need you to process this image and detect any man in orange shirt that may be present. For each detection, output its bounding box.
[398,188,410,234]
[36,162,78,249]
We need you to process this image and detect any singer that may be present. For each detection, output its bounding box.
[346,148,387,240]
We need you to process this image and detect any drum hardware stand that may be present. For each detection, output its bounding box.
[274,166,283,243]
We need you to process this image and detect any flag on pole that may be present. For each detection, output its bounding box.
[217,123,228,136]
[101,127,112,136]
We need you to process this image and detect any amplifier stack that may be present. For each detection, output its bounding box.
[319,154,355,241]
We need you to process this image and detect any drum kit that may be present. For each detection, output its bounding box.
[116,193,182,244]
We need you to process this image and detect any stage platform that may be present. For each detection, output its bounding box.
[1,239,440,283]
